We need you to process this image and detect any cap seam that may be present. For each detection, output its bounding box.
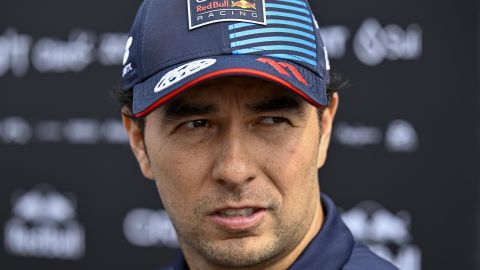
[303,0,323,75]
[231,47,314,67]
[221,22,229,53]
[142,48,227,79]
[141,0,155,79]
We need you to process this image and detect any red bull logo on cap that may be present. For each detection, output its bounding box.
[196,0,229,12]
[188,0,266,30]
[231,0,256,9]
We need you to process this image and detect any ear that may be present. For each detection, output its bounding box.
[317,92,339,168]
[122,113,155,180]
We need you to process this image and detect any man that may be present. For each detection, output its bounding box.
[118,0,398,269]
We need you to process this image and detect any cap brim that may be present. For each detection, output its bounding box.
[132,55,328,117]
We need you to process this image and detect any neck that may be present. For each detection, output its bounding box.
[267,196,324,270]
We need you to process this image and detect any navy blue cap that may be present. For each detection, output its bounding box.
[122,0,331,117]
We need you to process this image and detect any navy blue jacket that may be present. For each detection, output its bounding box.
[163,194,398,270]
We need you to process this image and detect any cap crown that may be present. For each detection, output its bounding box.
[122,0,330,90]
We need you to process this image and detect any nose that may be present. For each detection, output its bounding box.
[211,126,258,188]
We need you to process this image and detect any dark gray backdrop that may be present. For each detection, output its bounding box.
[0,0,477,269]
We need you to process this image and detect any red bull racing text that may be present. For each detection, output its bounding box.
[188,0,266,29]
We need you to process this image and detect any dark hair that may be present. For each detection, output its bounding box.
[116,72,347,133]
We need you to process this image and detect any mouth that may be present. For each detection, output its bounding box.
[209,207,267,232]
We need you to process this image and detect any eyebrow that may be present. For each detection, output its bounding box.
[162,99,218,120]
[247,95,304,115]
[161,94,305,120]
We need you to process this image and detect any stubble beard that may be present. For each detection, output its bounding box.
[174,191,312,269]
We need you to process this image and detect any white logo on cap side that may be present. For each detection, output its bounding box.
[123,36,133,65]
[154,59,217,93]
[324,46,331,71]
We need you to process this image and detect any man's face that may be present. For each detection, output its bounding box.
[125,76,338,269]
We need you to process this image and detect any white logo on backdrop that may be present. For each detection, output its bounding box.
[334,122,383,148]
[385,120,419,153]
[333,119,419,153]
[320,26,351,59]
[0,117,32,145]
[32,30,96,73]
[342,201,422,270]
[154,58,217,93]
[0,28,128,77]
[98,33,131,66]
[123,208,178,248]
[0,20,423,78]
[35,120,63,142]
[353,18,423,66]
[4,185,85,260]
[0,28,31,77]
[0,117,128,145]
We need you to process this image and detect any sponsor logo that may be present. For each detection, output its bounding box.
[0,19,424,79]
[0,117,128,145]
[123,208,178,248]
[122,63,132,78]
[188,0,266,30]
[320,26,351,59]
[122,36,133,65]
[334,122,383,148]
[196,0,229,12]
[353,18,422,66]
[323,46,330,71]
[231,0,256,9]
[3,184,85,260]
[154,58,217,93]
[342,201,422,270]
[385,120,419,153]
[257,57,308,85]
[0,28,129,78]
[333,119,419,153]
[0,116,32,144]
[122,36,133,77]
[32,30,96,73]
[0,28,31,77]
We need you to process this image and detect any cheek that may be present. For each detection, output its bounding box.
[262,130,319,184]
[147,140,214,217]
[259,127,321,213]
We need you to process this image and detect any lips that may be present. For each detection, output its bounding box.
[217,208,257,217]
[209,206,267,231]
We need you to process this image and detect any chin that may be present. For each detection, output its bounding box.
[194,235,283,268]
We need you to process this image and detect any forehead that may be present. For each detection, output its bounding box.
[165,76,301,105]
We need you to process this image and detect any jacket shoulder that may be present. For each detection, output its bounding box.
[342,244,398,270]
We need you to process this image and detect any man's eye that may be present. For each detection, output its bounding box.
[183,120,210,129]
[260,117,288,125]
